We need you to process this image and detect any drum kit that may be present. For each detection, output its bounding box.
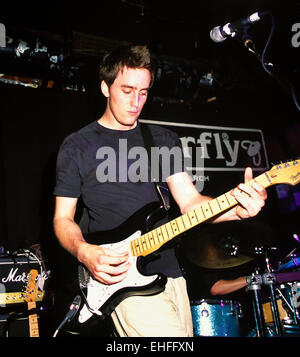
[181,223,300,337]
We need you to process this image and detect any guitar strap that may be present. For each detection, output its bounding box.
[140,123,171,212]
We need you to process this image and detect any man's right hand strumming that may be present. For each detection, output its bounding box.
[77,242,130,285]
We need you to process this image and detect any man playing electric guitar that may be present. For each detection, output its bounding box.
[53,45,267,337]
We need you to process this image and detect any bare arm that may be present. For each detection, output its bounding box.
[210,277,247,296]
[166,168,267,222]
[53,196,130,285]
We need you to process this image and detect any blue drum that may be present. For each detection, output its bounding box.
[191,299,241,337]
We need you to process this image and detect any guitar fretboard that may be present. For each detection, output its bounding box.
[130,172,272,257]
[28,301,39,337]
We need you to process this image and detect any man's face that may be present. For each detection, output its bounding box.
[103,66,151,130]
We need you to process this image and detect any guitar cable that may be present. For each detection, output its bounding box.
[53,295,81,337]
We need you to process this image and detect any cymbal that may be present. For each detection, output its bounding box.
[180,220,275,269]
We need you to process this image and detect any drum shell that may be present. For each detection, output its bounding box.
[262,282,300,326]
[262,299,290,324]
[191,299,241,337]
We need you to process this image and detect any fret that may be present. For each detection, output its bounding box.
[159,227,166,242]
[136,236,143,254]
[187,211,199,226]
[144,234,151,250]
[155,228,162,244]
[24,270,40,338]
[254,174,272,188]
[194,206,205,222]
[150,231,156,246]
[170,219,180,235]
[30,315,38,325]
[148,232,155,247]
[217,194,230,210]
[131,241,137,256]
[140,235,146,251]
[176,216,185,232]
[160,225,169,241]
[135,240,141,255]
[225,192,237,206]
[28,301,39,337]
[141,234,147,251]
[141,235,147,252]
[165,222,174,238]
[182,213,192,229]
[152,229,159,245]
[201,202,213,219]
[132,237,141,256]
[208,199,221,215]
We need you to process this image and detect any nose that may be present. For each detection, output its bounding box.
[130,92,139,108]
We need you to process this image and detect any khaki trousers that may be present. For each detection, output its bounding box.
[111,276,193,337]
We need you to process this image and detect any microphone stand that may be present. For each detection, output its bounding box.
[247,270,266,337]
[242,27,300,112]
[246,246,284,337]
[263,250,283,337]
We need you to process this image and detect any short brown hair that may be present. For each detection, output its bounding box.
[99,45,155,88]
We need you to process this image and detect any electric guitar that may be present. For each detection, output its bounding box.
[24,269,40,337]
[78,159,300,323]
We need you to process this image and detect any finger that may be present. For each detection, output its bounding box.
[96,271,128,285]
[234,188,265,218]
[98,249,129,266]
[103,247,129,257]
[238,183,264,204]
[252,182,268,199]
[234,194,257,217]
[96,262,130,276]
[244,167,253,183]
[97,254,128,265]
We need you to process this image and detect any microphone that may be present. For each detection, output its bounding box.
[53,295,82,337]
[210,12,264,43]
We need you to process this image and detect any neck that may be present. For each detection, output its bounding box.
[98,114,137,131]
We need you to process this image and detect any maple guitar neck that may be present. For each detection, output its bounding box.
[130,172,273,258]
[27,301,39,337]
[24,269,40,337]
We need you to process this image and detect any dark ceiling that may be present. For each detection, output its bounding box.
[1,0,300,114]
[3,1,300,50]
[3,1,299,51]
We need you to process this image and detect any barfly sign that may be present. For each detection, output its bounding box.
[140,119,269,193]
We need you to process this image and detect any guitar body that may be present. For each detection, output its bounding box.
[78,202,169,323]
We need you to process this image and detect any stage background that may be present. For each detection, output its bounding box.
[0,0,299,336]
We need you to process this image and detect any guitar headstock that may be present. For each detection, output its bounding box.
[24,269,39,303]
[268,159,300,186]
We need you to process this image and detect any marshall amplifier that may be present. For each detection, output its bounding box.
[0,249,48,309]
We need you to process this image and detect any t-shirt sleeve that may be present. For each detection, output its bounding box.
[53,135,81,198]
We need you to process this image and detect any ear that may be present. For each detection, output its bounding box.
[101,80,110,98]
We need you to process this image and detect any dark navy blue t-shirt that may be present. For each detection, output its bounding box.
[54,120,184,277]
